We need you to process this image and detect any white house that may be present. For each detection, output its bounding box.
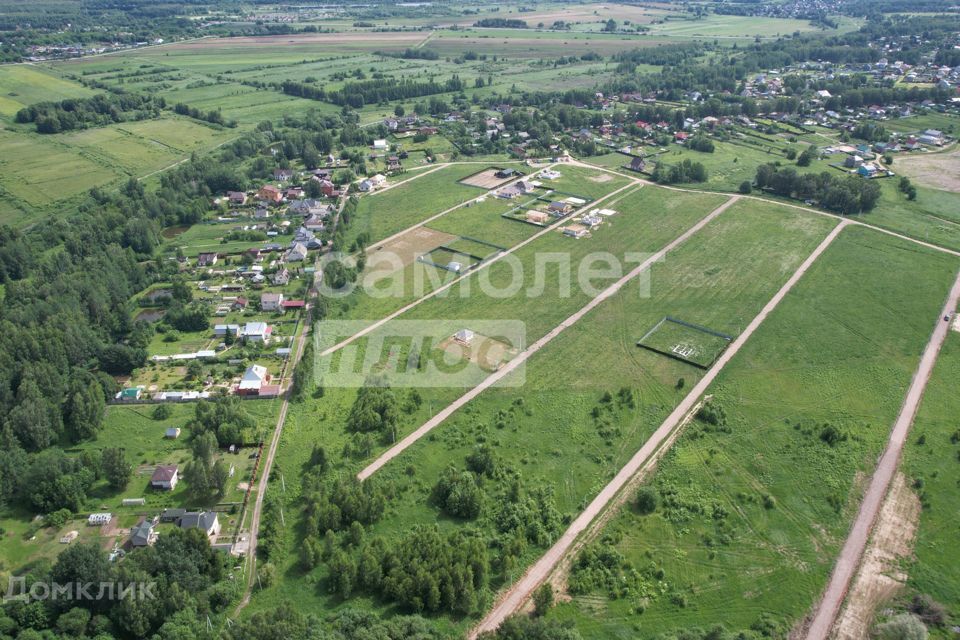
[238,364,269,395]
[242,321,272,343]
[260,292,284,312]
[150,465,179,491]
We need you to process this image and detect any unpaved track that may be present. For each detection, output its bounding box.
[831,473,920,640]
[803,267,960,640]
[468,219,850,639]
[233,308,311,614]
[358,195,740,481]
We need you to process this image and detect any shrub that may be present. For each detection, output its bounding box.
[875,613,928,640]
[533,583,554,616]
[635,487,657,514]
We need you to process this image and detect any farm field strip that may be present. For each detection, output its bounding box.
[806,269,960,640]
[357,195,740,481]
[469,218,850,638]
[321,179,643,358]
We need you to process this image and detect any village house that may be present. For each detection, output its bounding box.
[177,511,221,541]
[273,168,294,182]
[387,156,401,171]
[359,174,386,192]
[285,186,303,200]
[227,191,247,205]
[547,201,573,216]
[318,179,337,197]
[288,199,327,216]
[197,252,218,267]
[285,242,309,262]
[150,465,179,491]
[628,157,646,172]
[237,364,270,396]
[372,139,388,151]
[261,292,284,312]
[130,520,158,547]
[304,213,326,232]
[272,269,290,286]
[241,321,272,343]
[214,324,240,338]
[257,184,283,203]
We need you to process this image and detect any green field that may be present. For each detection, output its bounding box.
[244,197,837,631]
[549,225,959,638]
[347,164,493,248]
[899,332,960,635]
[0,64,95,117]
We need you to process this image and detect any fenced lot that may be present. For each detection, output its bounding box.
[637,316,732,369]
[458,167,524,189]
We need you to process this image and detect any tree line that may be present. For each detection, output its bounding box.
[15,93,164,133]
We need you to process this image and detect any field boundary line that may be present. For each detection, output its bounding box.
[803,267,960,640]
[468,217,850,639]
[319,179,641,358]
[356,194,740,481]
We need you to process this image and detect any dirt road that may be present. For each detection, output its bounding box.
[802,267,960,640]
[358,195,740,481]
[468,219,850,639]
[232,309,311,615]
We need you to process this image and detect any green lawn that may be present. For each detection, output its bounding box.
[345,164,492,249]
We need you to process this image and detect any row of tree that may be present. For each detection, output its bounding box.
[15,93,164,133]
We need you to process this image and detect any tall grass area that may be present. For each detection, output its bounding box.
[548,226,959,639]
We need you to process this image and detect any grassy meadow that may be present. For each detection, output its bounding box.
[244,198,836,631]
[548,225,960,638]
